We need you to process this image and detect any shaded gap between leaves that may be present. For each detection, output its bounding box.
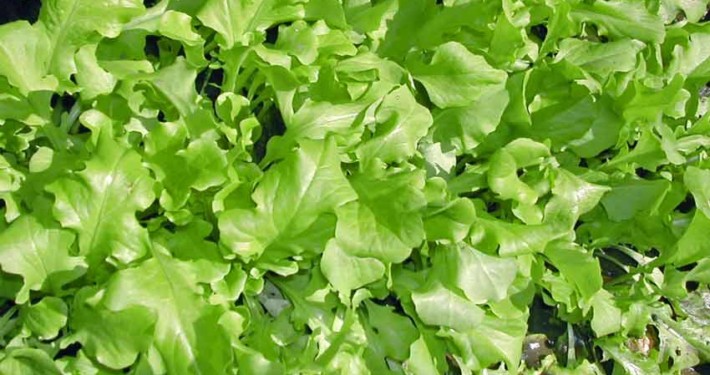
[195,67,224,103]
[253,101,286,163]
[530,24,548,41]
[264,22,294,45]
[54,343,82,360]
[0,0,42,24]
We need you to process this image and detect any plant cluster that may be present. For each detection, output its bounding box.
[1,0,710,374]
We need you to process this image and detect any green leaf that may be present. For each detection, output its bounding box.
[403,336,441,375]
[47,114,155,266]
[376,0,434,60]
[555,39,645,78]
[406,42,507,108]
[138,58,200,118]
[529,95,623,158]
[424,197,476,242]
[672,210,710,266]
[320,240,385,295]
[275,20,318,65]
[39,0,145,85]
[600,178,672,221]
[449,313,528,371]
[362,300,419,361]
[261,81,392,164]
[431,86,509,153]
[685,166,710,218]
[197,0,303,48]
[0,216,85,303]
[357,86,433,163]
[67,288,155,370]
[2,0,708,372]
[591,290,624,337]
[0,22,57,93]
[74,44,117,100]
[21,296,68,340]
[335,170,426,263]
[437,244,518,304]
[545,242,603,302]
[570,0,665,43]
[0,348,61,375]
[219,138,356,259]
[412,281,485,332]
[102,244,233,375]
[487,138,550,205]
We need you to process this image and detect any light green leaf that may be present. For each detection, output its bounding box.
[47,114,155,266]
[412,282,485,332]
[672,211,710,266]
[197,0,303,48]
[320,240,385,295]
[28,147,54,173]
[145,122,228,211]
[424,198,476,242]
[74,44,117,100]
[275,20,318,65]
[335,171,426,263]
[555,39,645,77]
[0,348,61,375]
[551,170,610,217]
[102,245,233,375]
[431,87,509,153]
[219,138,356,259]
[404,336,440,375]
[453,314,528,371]
[363,300,419,361]
[68,288,155,370]
[158,11,207,67]
[591,290,622,337]
[660,0,710,22]
[0,22,57,93]
[0,216,85,304]
[21,297,68,340]
[600,179,672,221]
[685,166,710,218]
[406,41,507,108]
[570,0,665,43]
[138,58,200,118]
[0,155,24,193]
[487,139,550,205]
[673,31,710,78]
[545,242,603,301]
[357,86,433,163]
[39,0,145,84]
[475,217,560,256]
[597,338,659,374]
[438,244,518,304]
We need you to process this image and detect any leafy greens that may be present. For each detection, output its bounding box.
[1,0,710,374]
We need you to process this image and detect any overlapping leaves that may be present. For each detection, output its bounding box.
[1,0,710,374]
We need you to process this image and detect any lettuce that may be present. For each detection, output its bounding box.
[1,0,710,373]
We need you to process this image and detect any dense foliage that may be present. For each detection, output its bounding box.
[1,0,710,373]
